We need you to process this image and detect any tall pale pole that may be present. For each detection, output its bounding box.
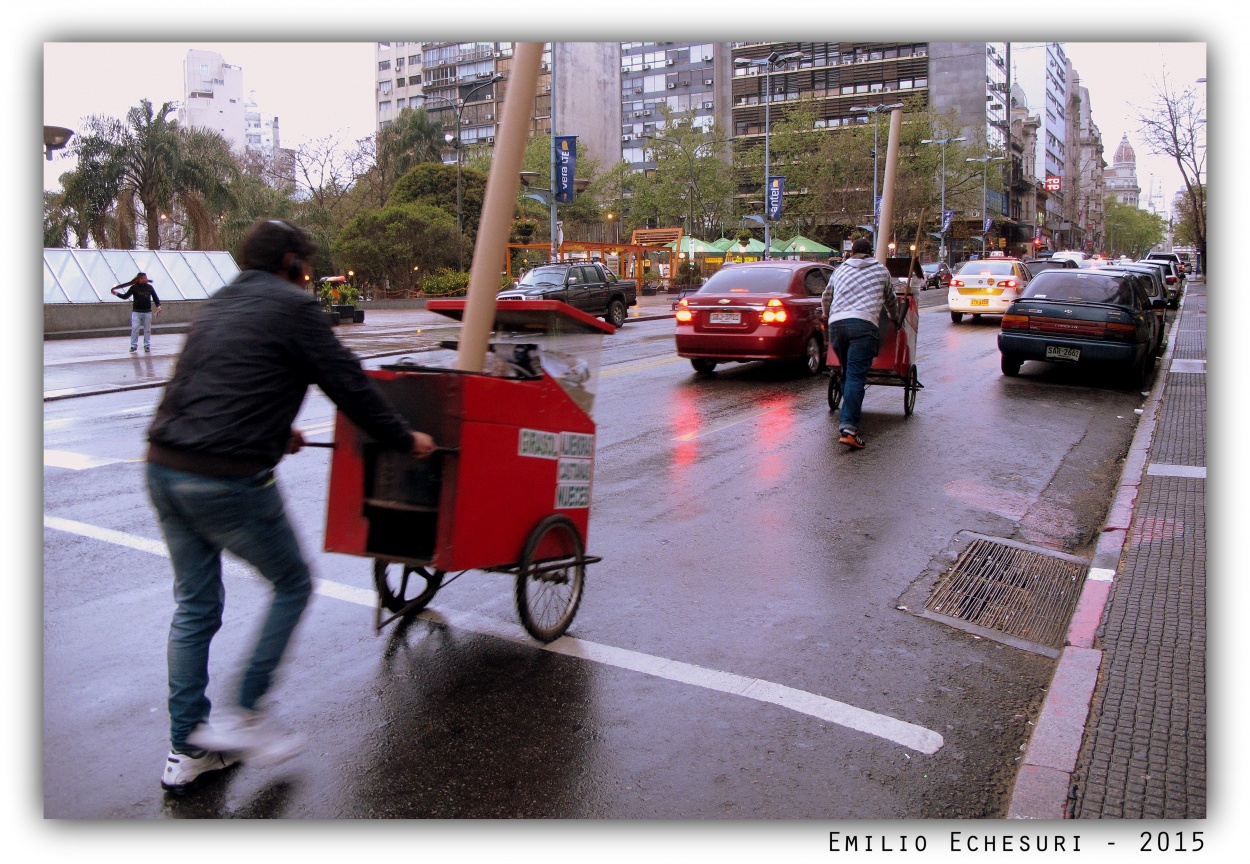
[874,108,904,269]
[455,42,543,373]
[549,45,559,263]
[851,103,902,236]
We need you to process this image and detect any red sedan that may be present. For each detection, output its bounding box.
[674,260,831,376]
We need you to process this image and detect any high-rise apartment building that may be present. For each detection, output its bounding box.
[181,50,246,145]
[619,41,729,170]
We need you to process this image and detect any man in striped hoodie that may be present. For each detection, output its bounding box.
[822,238,903,449]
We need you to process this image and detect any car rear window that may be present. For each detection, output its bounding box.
[518,266,569,287]
[1022,272,1137,305]
[697,267,793,294]
[957,261,1016,276]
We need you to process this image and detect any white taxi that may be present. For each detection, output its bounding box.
[947,256,1031,323]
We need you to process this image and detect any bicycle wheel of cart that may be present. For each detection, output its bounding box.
[827,372,843,412]
[373,560,442,615]
[903,364,919,416]
[515,514,586,643]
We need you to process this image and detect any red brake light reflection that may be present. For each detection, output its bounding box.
[761,297,788,323]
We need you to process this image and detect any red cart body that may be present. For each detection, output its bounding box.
[824,293,919,379]
[324,300,611,576]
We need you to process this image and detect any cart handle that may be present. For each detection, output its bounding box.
[300,441,460,456]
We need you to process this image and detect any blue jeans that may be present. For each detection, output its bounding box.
[130,312,152,350]
[829,318,881,434]
[146,463,312,752]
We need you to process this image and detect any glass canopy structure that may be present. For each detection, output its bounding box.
[44,248,241,304]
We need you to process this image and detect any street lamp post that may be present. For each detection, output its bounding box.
[966,154,1005,256]
[920,135,967,265]
[735,50,805,259]
[850,103,903,235]
[420,74,503,270]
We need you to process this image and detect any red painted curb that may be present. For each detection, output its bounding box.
[1067,579,1112,648]
[1022,646,1102,774]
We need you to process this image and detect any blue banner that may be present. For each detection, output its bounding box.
[554,136,577,203]
[767,176,785,221]
[942,209,955,233]
[983,217,994,234]
[874,196,882,222]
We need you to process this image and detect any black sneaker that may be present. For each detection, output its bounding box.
[129,347,137,353]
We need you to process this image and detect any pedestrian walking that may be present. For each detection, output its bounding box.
[822,238,902,450]
[111,272,161,353]
[146,218,437,794]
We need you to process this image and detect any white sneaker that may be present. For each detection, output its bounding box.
[187,708,306,767]
[161,749,239,793]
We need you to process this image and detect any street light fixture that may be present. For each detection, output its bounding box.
[735,49,806,259]
[850,103,903,234]
[44,125,73,161]
[966,154,1005,255]
[420,73,504,270]
[920,135,967,265]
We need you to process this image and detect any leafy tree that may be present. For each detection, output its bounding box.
[376,107,446,192]
[331,201,467,292]
[388,161,487,238]
[1136,71,1206,271]
[43,191,73,247]
[628,107,734,238]
[516,133,606,244]
[1171,186,1205,251]
[1104,198,1165,258]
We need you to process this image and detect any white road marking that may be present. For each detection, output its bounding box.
[1170,359,1205,374]
[1087,567,1116,582]
[44,515,945,754]
[675,406,777,442]
[1146,463,1206,479]
[43,450,136,470]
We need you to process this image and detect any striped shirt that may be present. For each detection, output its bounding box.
[822,256,899,327]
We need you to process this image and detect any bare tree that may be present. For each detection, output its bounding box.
[289,133,360,217]
[1136,71,1206,271]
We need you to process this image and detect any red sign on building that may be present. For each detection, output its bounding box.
[1045,176,1062,192]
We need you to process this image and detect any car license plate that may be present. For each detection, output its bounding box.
[971,298,989,306]
[1045,345,1080,362]
[709,311,740,324]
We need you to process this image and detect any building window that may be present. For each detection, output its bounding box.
[379,101,392,118]
[379,80,393,95]
[396,57,405,70]
[409,54,422,65]
[378,42,391,49]
[409,74,422,86]
[379,60,391,71]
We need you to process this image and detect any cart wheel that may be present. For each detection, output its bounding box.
[903,364,919,416]
[827,372,843,412]
[515,514,586,643]
[373,560,442,615]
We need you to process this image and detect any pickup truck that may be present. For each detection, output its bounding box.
[497,261,637,328]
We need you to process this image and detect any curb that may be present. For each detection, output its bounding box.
[1005,298,1181,819]
[43,311,676,403]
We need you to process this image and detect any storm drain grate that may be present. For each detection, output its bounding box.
[922,536,1088,657]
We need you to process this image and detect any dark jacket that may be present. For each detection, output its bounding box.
[115,281,160,312]
[148,269,413,476]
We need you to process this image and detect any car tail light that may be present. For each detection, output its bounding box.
[760,298,788,323]
[950,278,964,288]
[1000,279,1018,289]
[675,298,693,323]
[1001,313,1029,331]
[1105,322,1136,341]
[1166,275,1177,284]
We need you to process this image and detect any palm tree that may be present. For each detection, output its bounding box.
[173,125,240,249]
[376,107,446,193]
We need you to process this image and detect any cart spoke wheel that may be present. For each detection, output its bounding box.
[904,364,918,416]
[515,515,585,643]
[827,372,842,412]
[373,560,442,615]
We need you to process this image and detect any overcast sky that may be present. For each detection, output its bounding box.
[41,39,1204,213]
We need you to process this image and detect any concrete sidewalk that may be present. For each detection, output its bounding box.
[1008,277,1207,819]
[42,292,677,402]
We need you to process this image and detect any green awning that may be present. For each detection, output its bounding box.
[777,235,834,256]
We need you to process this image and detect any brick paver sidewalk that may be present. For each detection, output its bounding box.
[1069,279,1207,818]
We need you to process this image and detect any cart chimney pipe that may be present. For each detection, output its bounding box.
[874,108,904,271]
[455,42,544,373]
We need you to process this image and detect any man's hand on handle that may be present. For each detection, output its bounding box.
[411,431,436,459]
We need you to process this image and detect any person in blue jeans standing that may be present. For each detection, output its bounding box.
[822,238,902,450]
[146,218,437,794]
[111,272,161,352]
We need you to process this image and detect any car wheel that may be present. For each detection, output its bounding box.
[690,358,717,375]
[951,311,964,324]
[606,299,627,328]
[800,334,823,376]
[1001,354,1022,377]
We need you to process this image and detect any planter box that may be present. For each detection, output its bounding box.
[333,304,358,323]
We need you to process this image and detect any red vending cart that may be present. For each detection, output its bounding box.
[826,258,924,416]
[324,300,613,641]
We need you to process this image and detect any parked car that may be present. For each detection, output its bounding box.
[1023,258,1078,277]
[921,261,952,291]
[1146,251,1189,282]
[1135,258,1183,307]
[498,261,637,328]
[674,260,831,376]
[998,269,1165,389]
[947,257,1031,323]
[1089,264,1168,354]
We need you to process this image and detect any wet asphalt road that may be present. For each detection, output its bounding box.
[42,295,1155,821]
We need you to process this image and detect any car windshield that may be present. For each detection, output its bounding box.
[957,261,1016,276]
[517,266,568,287]
[696,267,793,294]
[922,264,939,274]
[1022,272,1136,305]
